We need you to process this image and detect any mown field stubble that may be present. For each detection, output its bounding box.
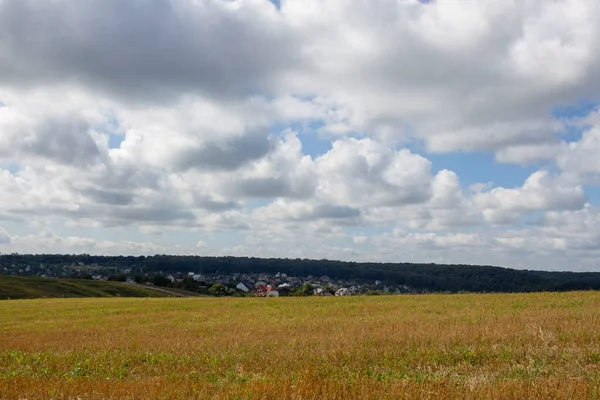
[1,292,600,399]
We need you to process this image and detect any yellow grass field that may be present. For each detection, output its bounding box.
[1,292,600,399]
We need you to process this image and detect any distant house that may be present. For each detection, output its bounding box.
[166,274,176,283]
[278,283,291,289]
[266,290,279,298]
[192,274,205,282]
[335,288,351,296]
[236,282,250,292]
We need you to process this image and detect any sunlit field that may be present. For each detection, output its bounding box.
[1,292,600,399]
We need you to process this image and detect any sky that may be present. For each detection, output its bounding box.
[0,0,600,271]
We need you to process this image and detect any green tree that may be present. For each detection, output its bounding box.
[294,282,314,296]
[152,275,171,287]
[108,274,127,282]
[208,283,228,296]
[182,277,199,291]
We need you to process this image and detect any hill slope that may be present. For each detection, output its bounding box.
[0,275,172,300]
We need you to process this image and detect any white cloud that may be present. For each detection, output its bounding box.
[556,111,600,180]
[280,0,600,153]
[0,0,294,101]
[474,171,586,225]
[495,143,566,165]
[314,138,433,208]
[1,0,600,270]
[353,235,368,245]
[1,228,196,256]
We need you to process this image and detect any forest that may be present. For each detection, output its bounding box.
[2,253,600,293]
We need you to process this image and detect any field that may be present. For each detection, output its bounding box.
[1,292,600,399]
[0,275,173,300]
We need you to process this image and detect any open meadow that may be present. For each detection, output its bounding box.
[1,292,600,399]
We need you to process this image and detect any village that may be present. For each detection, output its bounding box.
[1,260,415,296]
[151,271,414,296]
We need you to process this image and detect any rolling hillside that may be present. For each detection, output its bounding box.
[0,275,172,300]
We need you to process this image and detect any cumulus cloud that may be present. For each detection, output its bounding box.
[256,199,361,222]
[218,132,316,199]
[1,0,600,270]
[556,111,600,180]
[281,0,600,153]
[474,171,587,225]
[314,138,433,207]
[0,0,296,101]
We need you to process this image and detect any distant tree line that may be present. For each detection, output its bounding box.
[1,253,600,293]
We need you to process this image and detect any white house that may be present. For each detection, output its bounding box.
[236,282,250,292]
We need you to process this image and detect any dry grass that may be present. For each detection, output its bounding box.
[1,292,600,399]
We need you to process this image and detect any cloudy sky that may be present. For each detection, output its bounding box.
[1,0,599,271]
